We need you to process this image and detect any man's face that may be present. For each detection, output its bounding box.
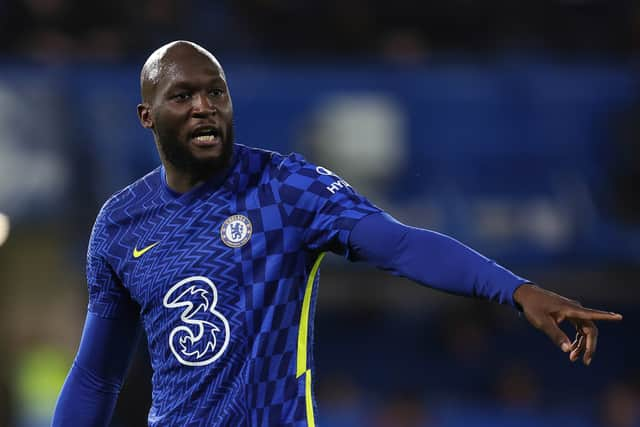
[145,52,234,177]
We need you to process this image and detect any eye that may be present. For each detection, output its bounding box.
[172,92,191,101]
[209,88,225,97]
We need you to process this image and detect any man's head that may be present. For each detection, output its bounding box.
[137,41,234,181]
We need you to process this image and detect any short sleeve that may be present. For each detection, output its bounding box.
[275,153,382,256]
[86,205,138,319]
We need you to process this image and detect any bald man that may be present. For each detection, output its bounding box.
[53,41,622,426]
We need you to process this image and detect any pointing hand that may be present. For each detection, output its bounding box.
[513,284,623,365]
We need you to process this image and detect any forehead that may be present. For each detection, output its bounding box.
[165,49,224,79]
[153,49,226,95]
[162,61,225,87]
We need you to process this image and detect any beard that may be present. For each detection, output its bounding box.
[158,123,234,182]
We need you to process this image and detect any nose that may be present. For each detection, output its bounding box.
[192,92,215,117]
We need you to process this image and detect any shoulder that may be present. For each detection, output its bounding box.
[265,149,325,183]
[232,144,310,191]
[267,150,355,204]
[94,167,163,230]
[273,151,344,189]
[234,144,312,177]
[231,144,283,176]
[233,145,351,200]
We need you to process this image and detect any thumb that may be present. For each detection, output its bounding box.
[540,318,572,352]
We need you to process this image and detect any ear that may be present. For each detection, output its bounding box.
[137,103,153,129]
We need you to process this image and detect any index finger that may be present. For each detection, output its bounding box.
[564,307,623,322]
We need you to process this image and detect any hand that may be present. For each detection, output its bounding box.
[513,283,623,365]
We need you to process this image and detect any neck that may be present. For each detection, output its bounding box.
[163,159,225,194]
[164,165,203,193]
[156,139,234,194]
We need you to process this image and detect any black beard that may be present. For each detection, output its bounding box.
[158,124,234,182]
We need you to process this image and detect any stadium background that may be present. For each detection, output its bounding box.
[0,1,639,426]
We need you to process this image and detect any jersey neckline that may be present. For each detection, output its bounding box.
[159,146,240,201]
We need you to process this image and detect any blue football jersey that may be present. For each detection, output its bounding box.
[86,144,381,426]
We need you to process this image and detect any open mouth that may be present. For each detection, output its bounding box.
[190,127,221,147]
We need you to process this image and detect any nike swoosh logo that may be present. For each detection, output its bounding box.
[133,241,160,259]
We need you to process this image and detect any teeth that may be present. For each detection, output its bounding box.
[194,135,215,142]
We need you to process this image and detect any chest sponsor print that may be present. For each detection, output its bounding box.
[163,276,231,366]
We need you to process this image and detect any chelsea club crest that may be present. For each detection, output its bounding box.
[220,214,253,248]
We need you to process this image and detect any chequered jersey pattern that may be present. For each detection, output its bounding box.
[86,144,381,426]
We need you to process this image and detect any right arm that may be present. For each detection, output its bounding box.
[52,311,140,426]
[54,200,141,426]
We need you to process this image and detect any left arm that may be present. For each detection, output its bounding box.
[349,212,623,364]
[348,212,527,306]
